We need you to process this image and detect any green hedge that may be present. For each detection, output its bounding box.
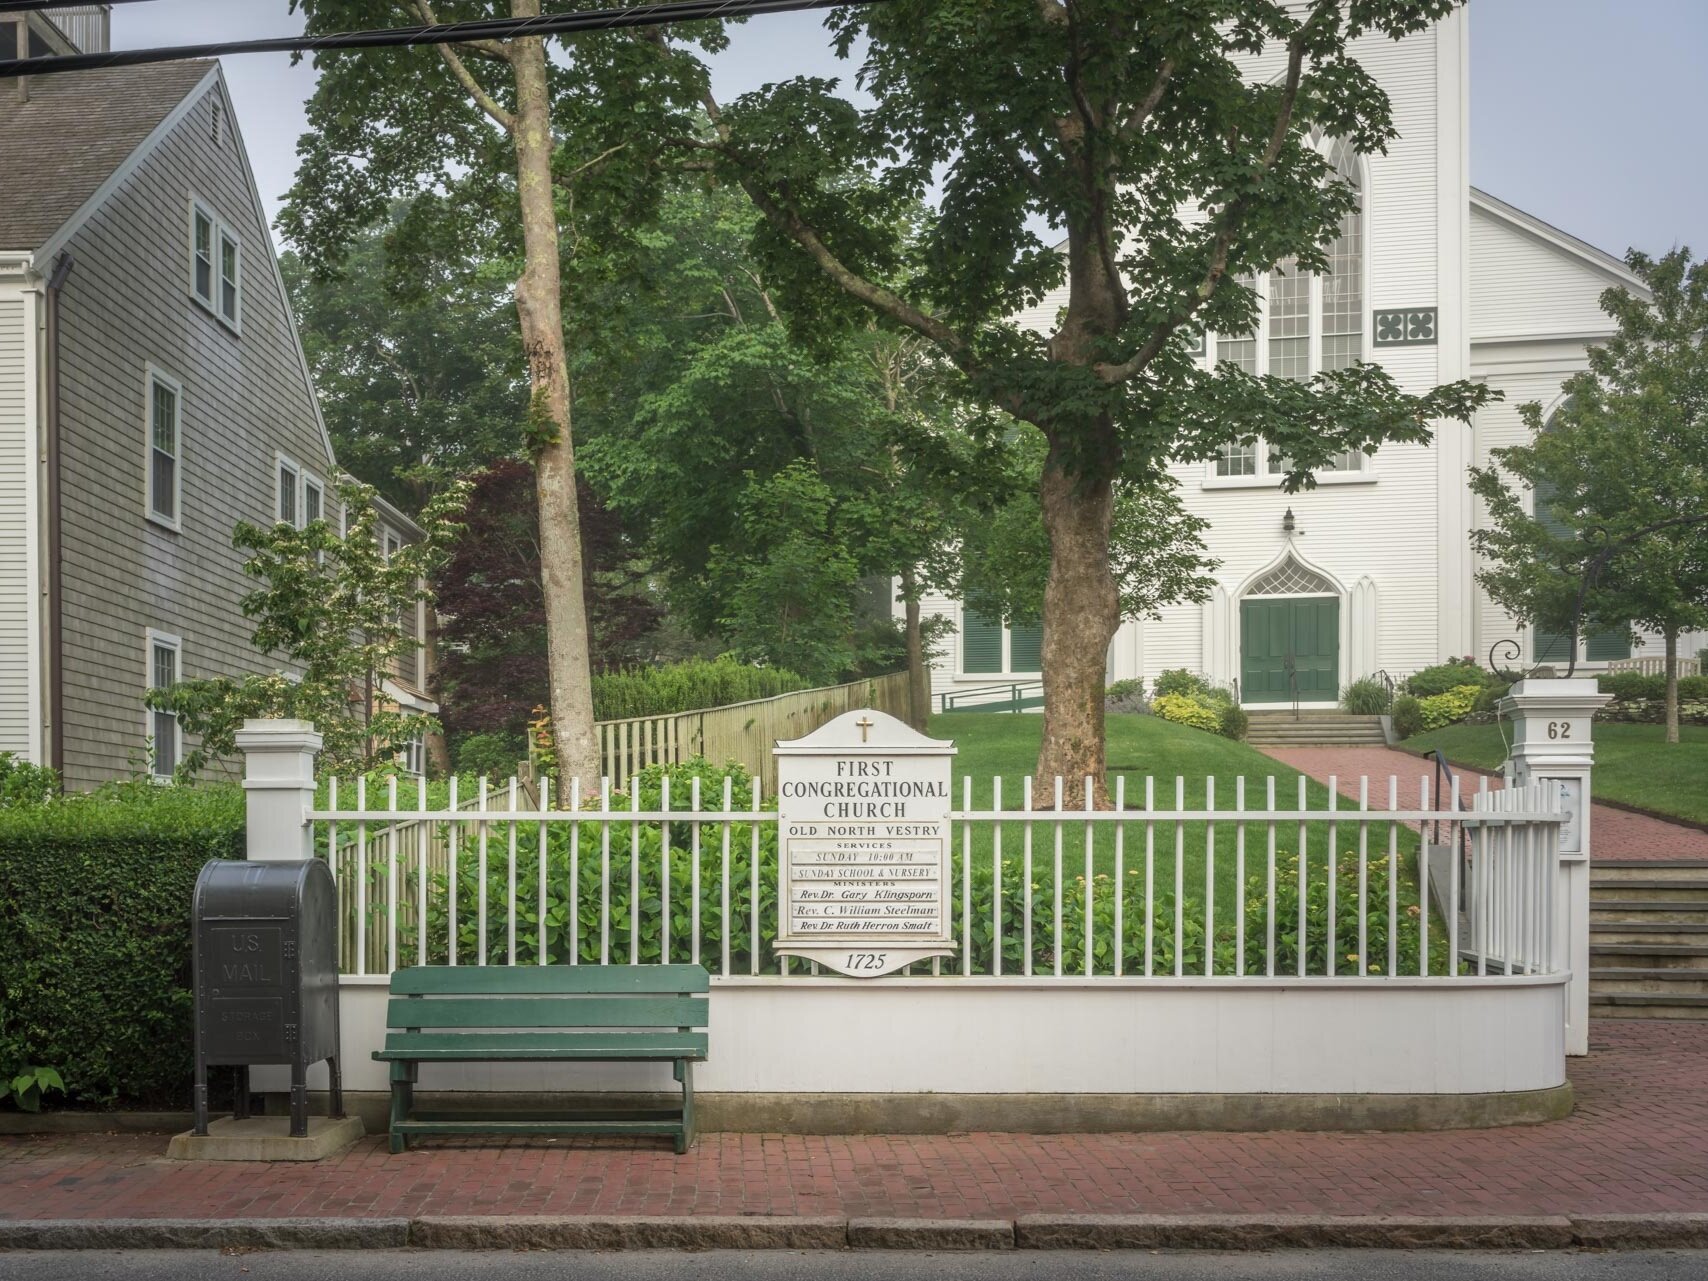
[0,783,245,1106]
[1597,672,1708,702]
[590,659,814,721]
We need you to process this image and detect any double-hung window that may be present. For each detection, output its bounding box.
[189,197,241,331]
[145,366,182,530]
[277,455,300,527]
[1211,138,1366,480]
[303,475,324,525]
[146,630,182,780]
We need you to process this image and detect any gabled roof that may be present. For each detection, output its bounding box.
[0,59,216,251]
[1469,186,1647,293]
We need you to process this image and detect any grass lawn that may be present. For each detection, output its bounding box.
[1403,721,1708,826]
[931,712,1434,975]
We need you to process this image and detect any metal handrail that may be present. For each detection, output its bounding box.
[937,680,1045,715]
[1424,748,1476,902]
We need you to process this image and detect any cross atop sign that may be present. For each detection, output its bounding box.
[855,716,875,742]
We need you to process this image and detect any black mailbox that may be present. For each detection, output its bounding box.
[192,859,345,1137]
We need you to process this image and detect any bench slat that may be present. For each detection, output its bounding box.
[386,996,706,1030]
[376,1031,706,1059]
[389,964,709,996]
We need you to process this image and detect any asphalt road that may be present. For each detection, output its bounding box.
[5,1252,1708,1281]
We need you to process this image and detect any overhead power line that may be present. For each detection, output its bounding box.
[0,0,888,78]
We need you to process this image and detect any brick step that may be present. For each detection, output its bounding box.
[1594,860,1708,883]
[1590,883,1708,903]
[1245,730,1388,742]
[1590,922,1708,946]
[1590,969,1708,995]
[1590,901,1708,925]
[1591,943,1708,969]
[1590,993,1708,1020]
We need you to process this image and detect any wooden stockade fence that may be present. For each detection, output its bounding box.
[595,669,917,792]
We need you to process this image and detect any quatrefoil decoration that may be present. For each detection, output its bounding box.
[1373,307,1437,347]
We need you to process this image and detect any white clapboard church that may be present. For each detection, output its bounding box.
[913,9,1704,709]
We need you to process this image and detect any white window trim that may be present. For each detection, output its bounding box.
[143,363,183,533]
[217,224,243,332]
[952,603,1043,681]
[276,452,301,527]
[302,472,325,525]
[188,193,242,335]
[144,628,183,782]
[188,196,215,310]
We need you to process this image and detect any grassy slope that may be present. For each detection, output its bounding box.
[933,712,1426,957]
[1403,722,1708,826]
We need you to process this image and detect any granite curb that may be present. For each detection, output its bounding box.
[5,1213,1708,1251]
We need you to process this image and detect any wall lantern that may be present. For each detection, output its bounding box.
[1282,507,1296,535]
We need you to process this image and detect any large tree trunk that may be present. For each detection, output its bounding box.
[510,30,600,788]
[1034,447,1120,806]
[901,564,930,731]
[1665,625,1680,745]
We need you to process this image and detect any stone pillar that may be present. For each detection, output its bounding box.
[1497,679,1611,1056]
[234,719,323,862]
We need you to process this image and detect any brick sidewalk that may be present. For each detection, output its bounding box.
[2,1022,1704,1222]
[1260,744,1708,863]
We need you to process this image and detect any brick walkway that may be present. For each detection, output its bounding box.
[1,1023,1705,1221]
[1260,744,1708,863]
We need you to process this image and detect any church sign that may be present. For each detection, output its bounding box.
[774,709,956,977]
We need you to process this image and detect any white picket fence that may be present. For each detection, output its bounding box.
[310,772,1563,985]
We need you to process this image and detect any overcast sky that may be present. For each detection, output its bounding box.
[108,0,1708,261]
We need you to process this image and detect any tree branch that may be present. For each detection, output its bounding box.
[554,143,629,189]
[411,0,515,132]
[1119,58,1176,138]
[1093,33,1308,385]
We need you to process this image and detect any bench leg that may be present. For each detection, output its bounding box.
[388,1061,415,1155]
[674,1059,695,1154]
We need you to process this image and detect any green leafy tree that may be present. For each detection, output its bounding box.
[147,480,467,777]
[283,0,723,782]
[577,184,988,708]
[280,215,524,509]
[1470,248,1708,743]
[664,0,1494,794]
[953,432,1218,631]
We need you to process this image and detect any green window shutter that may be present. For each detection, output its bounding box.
[1533,630,1574,663]
[962,611,1003,674]
[1009,622,1043,673]
[1585,628,1631,662]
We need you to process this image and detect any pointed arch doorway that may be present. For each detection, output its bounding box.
[1239,554,1341,704]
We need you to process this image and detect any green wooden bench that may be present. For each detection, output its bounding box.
[373,964,709,1154]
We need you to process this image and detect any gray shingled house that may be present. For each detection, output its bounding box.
[0,9,431,788]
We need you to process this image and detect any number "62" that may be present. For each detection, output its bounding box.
[1546,721,1573,740]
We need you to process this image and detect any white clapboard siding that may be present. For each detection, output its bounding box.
[0,294,32,757]
[1469,199,1631,342]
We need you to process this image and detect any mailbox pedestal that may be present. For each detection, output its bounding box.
[192,859,344,1137]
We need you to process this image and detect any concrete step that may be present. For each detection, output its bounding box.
[1590,969,1708,996]
[1590,921,1708,946]
[1591,942,1708,969]
[1594,860,1708,883]
[1591,884,1708,906]
[1591,901,1708,925]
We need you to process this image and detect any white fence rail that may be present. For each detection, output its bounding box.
[311,773,1562,984]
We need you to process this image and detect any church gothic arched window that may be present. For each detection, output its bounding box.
[1215,137,1365,477]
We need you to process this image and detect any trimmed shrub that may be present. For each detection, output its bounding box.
[1152,693,1223,733]
[0,783,245,1106]
[1105,679,1149,715]
[1391,694,1425,740]
[1340,677,1392,716]
[1597,672,1708,702]
[1472,680,1513,715]
[1154,668,1214,700]
[1218,703,1249,741]
[1405,658,1492,698]
[590,658,814,721]
[1417,683,1482,731]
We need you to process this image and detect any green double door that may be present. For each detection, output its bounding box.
[1241,597,1339,703]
